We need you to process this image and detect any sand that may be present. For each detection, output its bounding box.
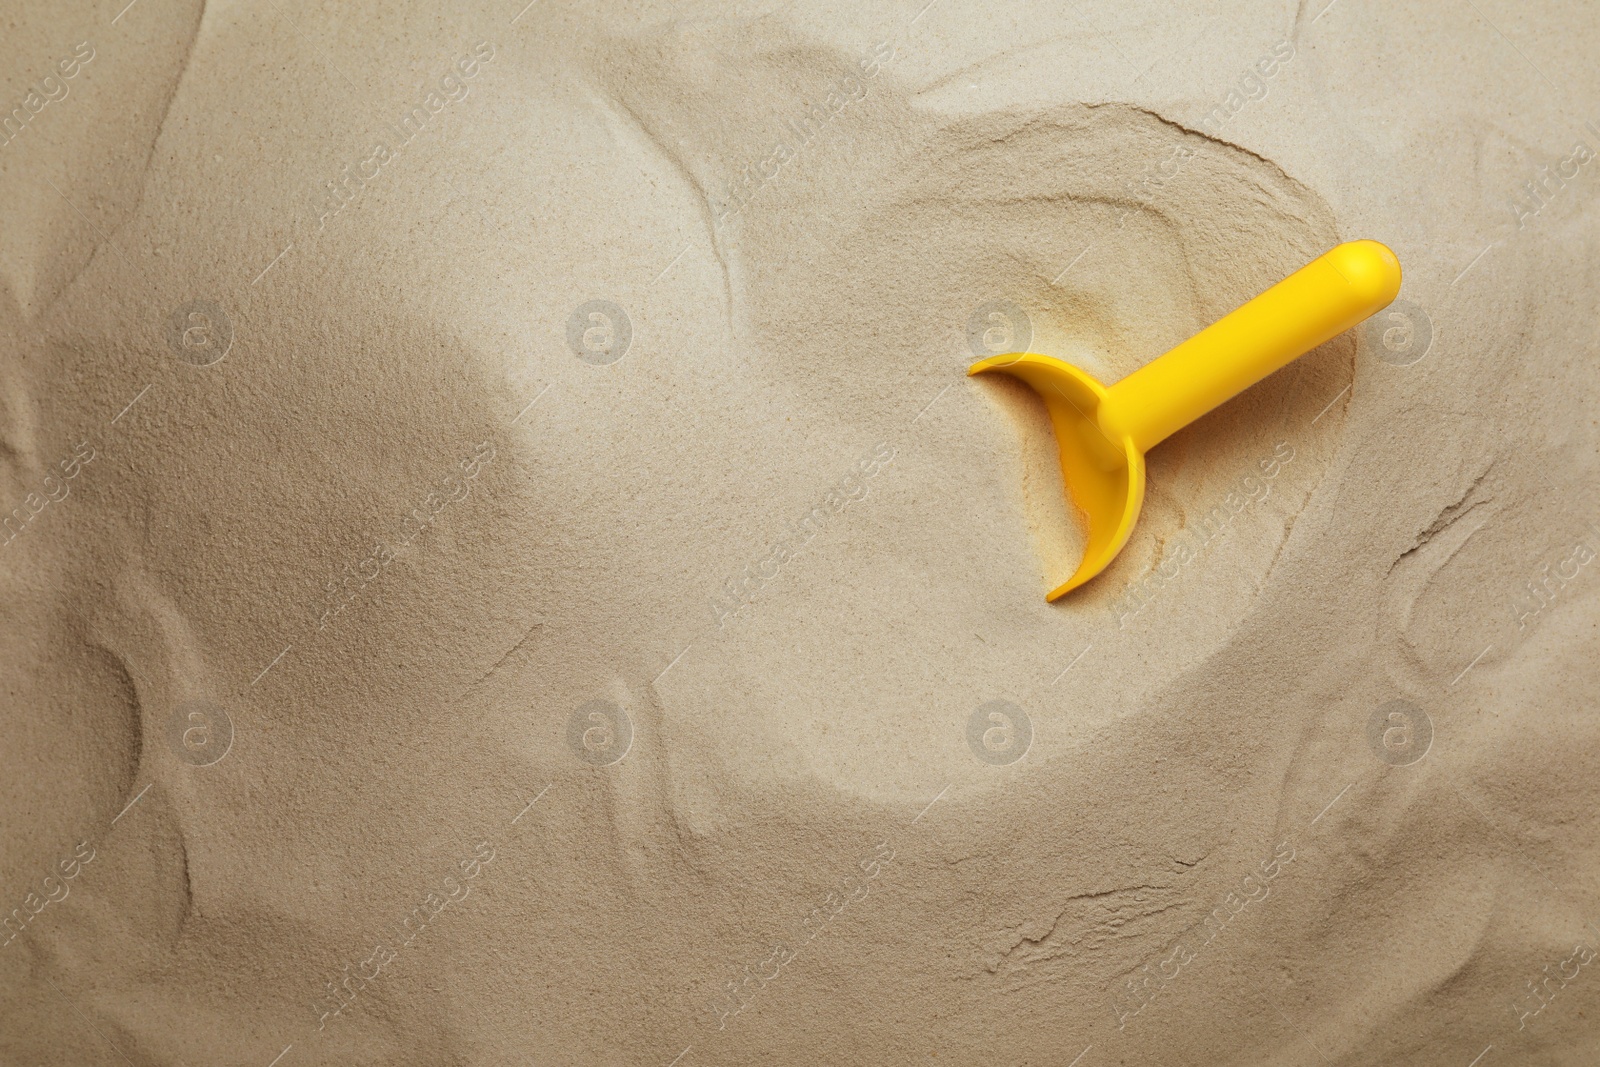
[2,0,1598,1064]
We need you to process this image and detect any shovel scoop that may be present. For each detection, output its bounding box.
[969,240,1401,600]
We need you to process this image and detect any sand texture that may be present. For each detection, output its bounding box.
[2,0,1598,1064]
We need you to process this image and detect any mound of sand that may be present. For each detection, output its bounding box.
[2,2,1596,1065]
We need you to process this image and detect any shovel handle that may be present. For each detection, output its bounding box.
[1100,240,1401,453]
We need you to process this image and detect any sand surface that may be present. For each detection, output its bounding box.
[2,0,1598,1064]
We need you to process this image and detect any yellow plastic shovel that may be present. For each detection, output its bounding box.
[970,240,1401,600]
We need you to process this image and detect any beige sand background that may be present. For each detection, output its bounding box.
[1,0,1597,1063]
